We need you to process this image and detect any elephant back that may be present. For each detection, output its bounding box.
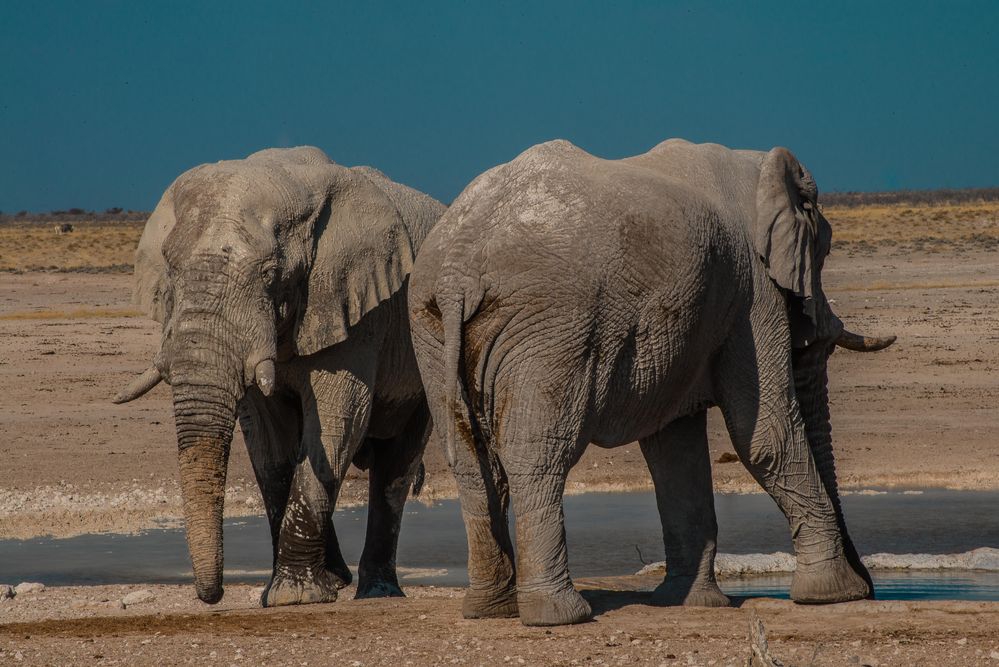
[350,166,446,258]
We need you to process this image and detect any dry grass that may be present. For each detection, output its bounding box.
[0,220,143,272]
[0,307,141,321]
[0,201,996,273]
[826,200,999,247]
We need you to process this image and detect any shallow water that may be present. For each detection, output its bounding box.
[1,490,997,599]
[718,570,999,601]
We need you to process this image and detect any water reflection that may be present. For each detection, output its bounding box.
[1,490,997,599]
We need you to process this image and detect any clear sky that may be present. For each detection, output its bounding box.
[1,2,997,211]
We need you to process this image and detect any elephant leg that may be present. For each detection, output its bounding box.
[499,383,591,627]
[715,327,869,604]
[450,426,519,619]
[507,454,590,626]
[237,390,297,567]
[263,361,374,608]
[355,401,432,599]
[639,412,730,608]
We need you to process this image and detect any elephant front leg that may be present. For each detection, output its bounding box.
[239,390,351,607]
[716,330,869,604]
[263,364,373,608]
[640,412,730,608]
[355,402,432,599]
[263,465,346,606]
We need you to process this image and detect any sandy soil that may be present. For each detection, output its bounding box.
[1,581,999,665]
[2,241,998,539]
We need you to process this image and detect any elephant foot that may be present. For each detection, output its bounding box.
[650,575,731,608]
[518,584,592,626]
[355,577,405,599]
[261,568,341,607]
[329,561,353,589]
[790,557,870,604]
[462,586,519,619]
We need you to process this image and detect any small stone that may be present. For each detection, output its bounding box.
[0,585,14,600]
[990,650,999,660]
[122,589,155,607]
[957,638,968,646]
[14,582,44,595]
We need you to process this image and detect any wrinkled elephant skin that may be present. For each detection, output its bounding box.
[409,139,893,626]
[117,147,445,606]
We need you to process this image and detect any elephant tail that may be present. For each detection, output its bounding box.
[441,294,477,467]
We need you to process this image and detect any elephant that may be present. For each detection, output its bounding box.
[114,146,446,606]
[408,138,895,626]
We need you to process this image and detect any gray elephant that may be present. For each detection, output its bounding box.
[114,146,445,606]
[408,138,894,626]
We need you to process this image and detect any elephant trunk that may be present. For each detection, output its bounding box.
[157,261,278,603]
[792,344,875,596]
[170,340,240,604]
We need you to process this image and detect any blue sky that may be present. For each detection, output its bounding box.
[1,2,997,211]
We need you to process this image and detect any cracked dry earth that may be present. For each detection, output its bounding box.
[1,583,999,665]
[2,245,998,539]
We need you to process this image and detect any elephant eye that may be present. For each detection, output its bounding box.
[261,265,278,285]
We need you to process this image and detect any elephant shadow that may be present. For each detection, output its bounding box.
[578,588,751,617]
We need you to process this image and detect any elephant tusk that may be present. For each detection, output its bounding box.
[113,366,164,403]
[835,329,897,352]
[255,359,276,397]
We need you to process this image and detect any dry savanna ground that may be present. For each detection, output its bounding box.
[2,199,998,537]
[2,582,999,666]
[0,220,141,273]
[1,199,998,665]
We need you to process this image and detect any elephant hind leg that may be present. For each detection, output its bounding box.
[355,401,432,599]
[451,426,518,619]
[497,382,592,626]
[639,411,730,608]
[505,441,591,627]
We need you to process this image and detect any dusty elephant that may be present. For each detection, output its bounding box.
[115,146,445,606]
[409,138,894,626]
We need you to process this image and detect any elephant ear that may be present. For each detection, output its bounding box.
[133,183,179,323]
[754,147,832,344]
[295,169,416,356]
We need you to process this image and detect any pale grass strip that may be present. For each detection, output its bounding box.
[0,307,142,320]
[832,278,999,292]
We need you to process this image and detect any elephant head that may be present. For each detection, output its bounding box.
[114,146,416,603]
[753,146,893,592]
